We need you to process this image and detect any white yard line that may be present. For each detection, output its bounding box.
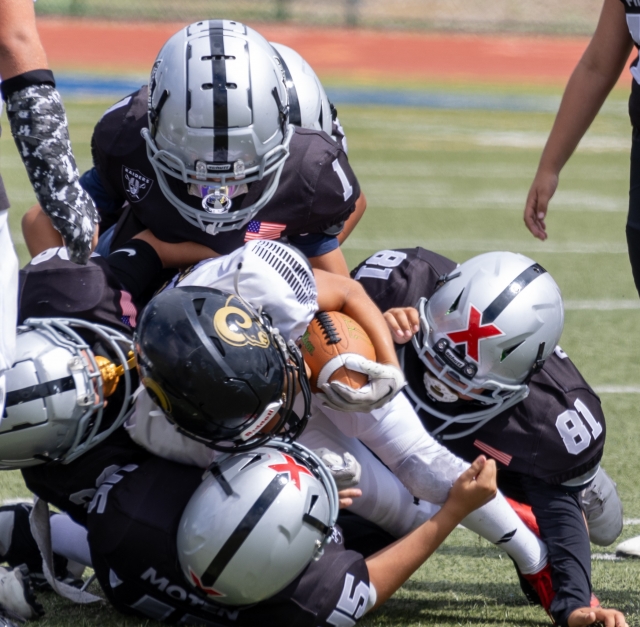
[345,238,629,253]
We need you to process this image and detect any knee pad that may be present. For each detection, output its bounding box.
[579,467,623,546]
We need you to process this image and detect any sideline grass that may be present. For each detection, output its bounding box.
[1,88,640,625]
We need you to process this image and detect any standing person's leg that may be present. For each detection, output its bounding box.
[626,126,640,297]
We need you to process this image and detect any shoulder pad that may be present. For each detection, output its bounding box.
[290,126,344,155]
[93,86,149,157]
[536,349,599,397]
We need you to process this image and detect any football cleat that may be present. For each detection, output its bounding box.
[0,503,84,590]
[615,534,640,558]
[521,563,555,615]
[0,565,43,620]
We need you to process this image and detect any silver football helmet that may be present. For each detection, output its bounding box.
[0,318,135,468]
[405,251,564,438]
[141,20,294,234]
[177,441,338,605]
[271,42,333,136]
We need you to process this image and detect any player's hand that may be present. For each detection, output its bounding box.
[320,358,406,412]
[568,607,628,627]
[384,307,420,344]
[338,488,362,509]
[524,169,558,241]
[314,448,362,489]
[444,456,497,521]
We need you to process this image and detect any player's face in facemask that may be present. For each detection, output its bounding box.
[422,353,484,404]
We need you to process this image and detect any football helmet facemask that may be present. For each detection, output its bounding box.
[177,441,338,605]
[141,20,294,234]
[404,251,564,439]
[135,286,311,452]
[0,318,136,468]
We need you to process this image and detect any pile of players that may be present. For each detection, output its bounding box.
[0,20,629,627]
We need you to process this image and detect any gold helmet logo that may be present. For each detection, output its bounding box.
[213,297,270,349]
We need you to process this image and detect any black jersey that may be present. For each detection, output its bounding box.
[90,87,360,255]
[87,454,371,627]
[17,247,154,525]
[353,247,601,626]
[352,247,605,486]
[619,0,640,127]
[18,248,138,333]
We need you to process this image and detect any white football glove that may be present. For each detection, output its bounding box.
[314,448,362,489]
[319,356,406,412]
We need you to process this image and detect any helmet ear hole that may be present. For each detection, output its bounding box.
[211,336,226,357]
[446,290,464,315]
[192,298,206,316]
[500,341,524,362]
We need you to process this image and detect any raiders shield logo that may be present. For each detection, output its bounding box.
[122,166,153,202]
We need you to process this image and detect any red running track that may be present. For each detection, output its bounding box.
[37,18,634,87]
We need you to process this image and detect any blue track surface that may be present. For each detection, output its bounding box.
[56,74,561,113]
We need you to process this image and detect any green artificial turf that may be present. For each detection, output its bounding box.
[1,85,640,625]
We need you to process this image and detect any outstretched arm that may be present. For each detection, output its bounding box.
[365,456,497,609]
[0,0,99,264]
[524,0,632,240]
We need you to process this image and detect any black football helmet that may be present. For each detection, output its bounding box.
[135,286,311,451]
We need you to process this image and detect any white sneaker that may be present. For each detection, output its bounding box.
[615,535,640,558]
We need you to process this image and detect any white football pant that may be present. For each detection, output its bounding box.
[0,210,18,422]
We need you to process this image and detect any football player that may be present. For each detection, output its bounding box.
[0,0,99,506]
[1,238,404,520]
[3,241,546,616]
[78,441,497,625]
[122,242,559,609]
[22,21,365,278]
[350,247,625,627]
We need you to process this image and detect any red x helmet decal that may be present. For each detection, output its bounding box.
[446,305,503,363]
[189,568,225,597]
[268,453,313,491]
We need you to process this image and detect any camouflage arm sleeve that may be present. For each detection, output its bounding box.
[5,84,98,264]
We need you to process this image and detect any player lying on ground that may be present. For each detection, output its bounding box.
[3,239,549,616]
[350,247,625,627]
[22,20,366,279]
[0,441,498,626]
[119,241,560,611]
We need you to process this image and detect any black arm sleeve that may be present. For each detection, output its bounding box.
[520,475,592,627]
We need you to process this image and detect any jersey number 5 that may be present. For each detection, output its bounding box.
[555,399,603,455]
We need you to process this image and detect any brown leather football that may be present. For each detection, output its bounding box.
[300,311,376,394]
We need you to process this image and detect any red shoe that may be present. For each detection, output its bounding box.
[506,497,541,537]
[522,563,555,615]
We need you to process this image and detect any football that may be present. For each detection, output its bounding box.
[300,311,376,393]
